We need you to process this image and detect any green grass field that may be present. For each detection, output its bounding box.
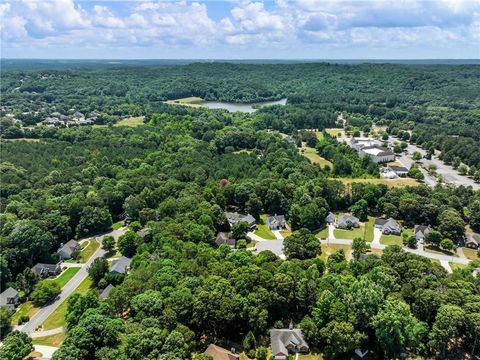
[316,226,329,239]
[333,177,420,188]
[364,217,375,242]
[463,248,479,260]
[47,267,80,288]
[334,227,365,240]
[11,301,39,325]
[254,215,276,239]
[320,244,352,262]
[380,234,403,246]
[165,97,205,108]
[450,262,467,271]
[32,332,65,347]
[111,221,123,230]
[42,277,92,330]
[78,239,100,263]
[300,146,332,168]
[114,116,145,127]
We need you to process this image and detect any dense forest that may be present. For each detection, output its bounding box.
[2,62,480,166]
[1,103,480,359]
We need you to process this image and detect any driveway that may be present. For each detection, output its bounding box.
[372,228,382,246]
[33,345,58,359]
[19,227,126,335]
[256,239,284,257]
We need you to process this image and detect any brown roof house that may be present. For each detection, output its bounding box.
[204,344,239,360]
[270,328,309,360]
[216,232,236,247]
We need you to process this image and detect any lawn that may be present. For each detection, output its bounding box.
[42,277,92,330]
[254,215,276,239]
[320,244,352,262]
[113,116,145,127]
[11,301,39,325]
[380,234,403,246]
[463,247,479,260]
[333,177,420,188]
[334,227,365,240]
[299,354,324,360]
[32,331,65,347]
[111,220,123,230]
[300,146,332,168]
[246,240,256,248]
[316,226,329,239]
[78,239,100,263]
[364,217,375,242]
[450,262,467,271]
[47,267,80,288]
[314,131,324,140]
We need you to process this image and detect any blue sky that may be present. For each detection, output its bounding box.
[1,0,479,59]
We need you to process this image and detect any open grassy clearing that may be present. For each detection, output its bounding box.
[114,116,145,127]
[254,215,276,239]
[11,301,39,325]
[1,138,42,143]
[314,131,324,140]
[165,96,205,108]
[42,277,92,330]
[325,128,344,137]
[47,267,80,288]
[320,244,352,261]
[333,177,420,188]
[32,331,66,347]
[300,146,332,168]
[463,248,479,260]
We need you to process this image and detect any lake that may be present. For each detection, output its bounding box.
[202,98,287,113]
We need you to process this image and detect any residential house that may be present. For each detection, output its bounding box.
[466,233,480,249]
[389,166,409,177]
[266,215,286,230]
[225,212,256,229]
[216,232,236,247]
[58,240,80,260]
[270,329,309,360]
[78,119,94,125]
[31,262,62,278]
[414,225,431,242]
[109,256,132,274]
[100,284,115,299]
[337,215,360,230]
[0,287,19,311]
[204,344,239,360]
[325,212,336,224]
[375,218,402,235]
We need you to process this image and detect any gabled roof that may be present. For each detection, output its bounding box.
[325,212,336,223]
[58,240,80,256]
[376,218,401,232]
[466,233,480,245]
[390,166,409,172]
[100,284,115,299]
[225,212,256,226]
[266,215,286,227]
[109,256,132,274]
[414,225,431,236]
[204,344,239,360]
[338,215,359,225]
[31,263,60,275]
[216,232,235,247]
[0,287,18,305]
[270,329,309,357]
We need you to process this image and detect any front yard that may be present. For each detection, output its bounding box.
[380,228,413,246]
[11,301,39,325]
[47,267,80,288]
[320,244,352,262]
[41,277,92,330]
[77,239,100,263]
[32,331,65,347]
[463,247,479,260]
[254,214,277,240]
[334,226,365,240]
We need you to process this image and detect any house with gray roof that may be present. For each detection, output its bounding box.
[225,212,256,229]
[100,284,115,299]
[375,218,402,235]
[216,232,236,247]
[266,215,286,230]
[109,256,132,274]
[31,262,62,278]
[414,225,431,241]
[270,329,309,360]
[0,287,19,311]
[466,233,480,249]
[58,240,80,260]
[325,212,336,224]
[337,215,360,230]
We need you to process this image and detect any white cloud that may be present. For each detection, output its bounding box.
[1,0,479,57]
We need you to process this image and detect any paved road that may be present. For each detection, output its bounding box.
[19,227,126,335]
[390,136,479,190]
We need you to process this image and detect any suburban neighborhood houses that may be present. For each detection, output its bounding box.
[270,328,309,359]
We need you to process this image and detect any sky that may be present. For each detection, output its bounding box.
[1,0,479,59]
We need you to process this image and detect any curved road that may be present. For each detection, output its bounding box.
[18,228,126,335]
